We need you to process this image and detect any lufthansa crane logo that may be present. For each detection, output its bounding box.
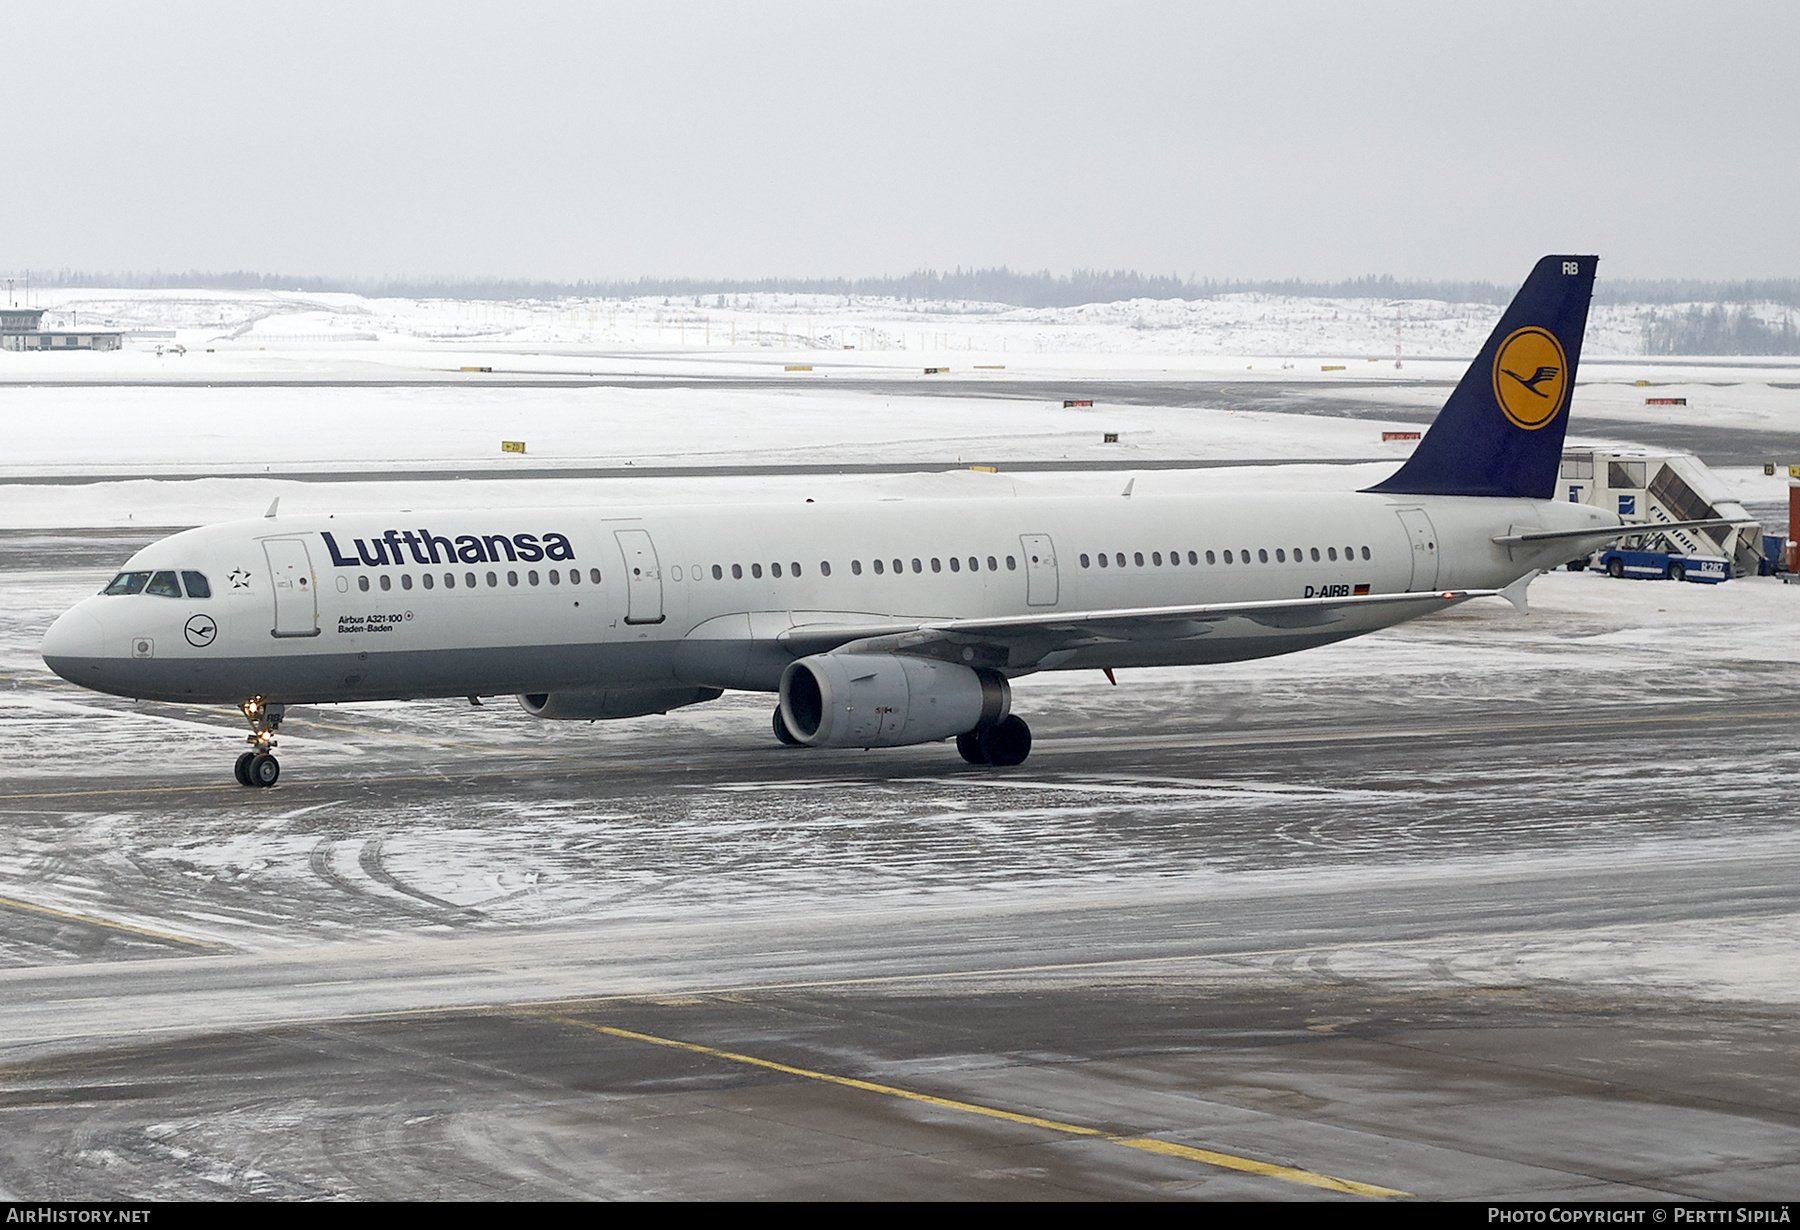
[1492,326,1569,430]
[184,614,218,647]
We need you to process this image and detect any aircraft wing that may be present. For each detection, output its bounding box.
[777,588,1493,668]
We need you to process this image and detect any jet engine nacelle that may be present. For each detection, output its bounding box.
[778,654,1009,748]
[518,686,723,720]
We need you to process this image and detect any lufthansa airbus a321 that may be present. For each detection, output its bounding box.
[42,256,1698,787]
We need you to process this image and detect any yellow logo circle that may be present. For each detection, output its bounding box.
[1492,327,1568,430]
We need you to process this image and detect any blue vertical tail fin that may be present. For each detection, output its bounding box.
[1365,254,1596,499]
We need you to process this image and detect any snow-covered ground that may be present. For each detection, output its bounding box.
[12,283,1798,361]
[0,286,1794,527]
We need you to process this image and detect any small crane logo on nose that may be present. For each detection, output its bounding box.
[185,615,218,647]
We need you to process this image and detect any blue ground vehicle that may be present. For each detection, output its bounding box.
[1594,547,1729,583]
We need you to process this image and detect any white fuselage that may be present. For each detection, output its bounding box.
[40,483,1616,706]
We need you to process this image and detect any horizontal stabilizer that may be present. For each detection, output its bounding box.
[1490,517,1748,548]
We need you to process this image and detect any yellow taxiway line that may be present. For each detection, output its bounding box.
[0,894,230,950]
[541,1015,1411,1198]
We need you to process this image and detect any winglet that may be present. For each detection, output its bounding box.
[1366,255,1597,500]
[264,497,280,519]
[1499,572,1535,613]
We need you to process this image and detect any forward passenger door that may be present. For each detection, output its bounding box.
[264,538,321,638]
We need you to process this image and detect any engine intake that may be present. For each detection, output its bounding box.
[778,654,1009,748]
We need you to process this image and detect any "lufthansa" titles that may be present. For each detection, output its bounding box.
[320,529,576,568]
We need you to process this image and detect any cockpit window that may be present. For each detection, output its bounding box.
[102,572,151,595]
[146,571,183,597]
[181,571,211,599]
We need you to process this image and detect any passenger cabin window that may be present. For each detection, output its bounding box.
[820,561,831,576]
[590,568,603,584]
[851,560,862,575]
[402,574,414,590]
[713,565,724,580]
[872,559,884,574]
[358,576,370,591]
[381,575,393,591]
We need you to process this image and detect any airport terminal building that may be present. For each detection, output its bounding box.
[0,307,123,351]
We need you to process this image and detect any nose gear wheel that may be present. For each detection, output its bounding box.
[234,697,285,787]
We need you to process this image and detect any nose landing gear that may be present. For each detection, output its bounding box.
[234,697,285,787]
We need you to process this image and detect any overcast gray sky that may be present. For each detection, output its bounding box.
[3,1,1794,283]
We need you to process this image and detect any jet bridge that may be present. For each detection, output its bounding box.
[1558,450,1762,576]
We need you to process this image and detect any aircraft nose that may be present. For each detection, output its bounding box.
[41,606,107,682]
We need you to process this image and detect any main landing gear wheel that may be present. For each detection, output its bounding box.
[772,706,802,746]
[234,752,256,786]
[963,715,1031,767]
